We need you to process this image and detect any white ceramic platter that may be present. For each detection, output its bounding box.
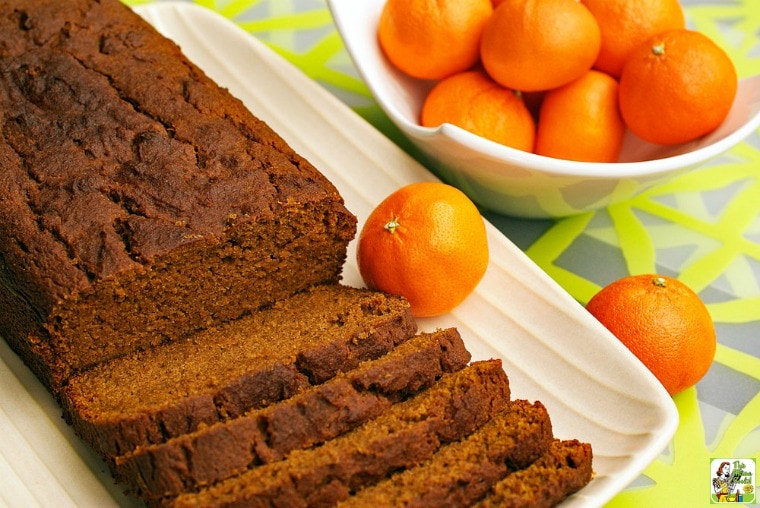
[0,3,678,507]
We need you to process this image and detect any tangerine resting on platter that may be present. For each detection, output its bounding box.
[378,0,493,80]
[420,70,536,152]
[356,182,489,318]
[586,274,717,396]
[619,29,738,145]
[581,0,685,78]
[480,0,601,92]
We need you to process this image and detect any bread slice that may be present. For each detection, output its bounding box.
[157,360,511,508]
[112,328,471,499]
[338,399,554,507]
[0,0,356,395]
[473,439,594,508]
[60,285,416,457]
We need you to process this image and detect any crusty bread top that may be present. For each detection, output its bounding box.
[0,0,349,293]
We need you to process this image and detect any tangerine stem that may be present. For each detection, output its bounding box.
[384,217,400,233]
[652,42,666,56]
[653,276,667,287]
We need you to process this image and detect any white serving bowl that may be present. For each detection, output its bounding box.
[328,0,760,218]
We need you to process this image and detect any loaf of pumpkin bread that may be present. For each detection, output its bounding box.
[0,1,594,506]
[0,0,356,394]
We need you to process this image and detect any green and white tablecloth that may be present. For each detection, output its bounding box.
[126,1,760,505]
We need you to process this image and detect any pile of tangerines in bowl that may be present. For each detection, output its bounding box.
[348,0,723,397]
[378,0,738,164]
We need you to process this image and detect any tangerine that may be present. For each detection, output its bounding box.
[582,0,685,78]
[378,0,493,80]
[356,182,489,318]
[420,70,536,152]
[480,0,601,92]
[586,274,716,396]
[535,70,625,163]
[619,29,738,145]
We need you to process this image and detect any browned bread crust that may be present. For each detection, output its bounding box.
[0,0,356,394]
[113,328,471,499]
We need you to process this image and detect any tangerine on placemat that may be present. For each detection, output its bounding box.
[377,0,493,81]
[619,29,738,145]
[581,0,685,78]
[480,0,601,92]
[420,70,536,152]
[356,182,489,318]
[586,274,717,396]
[535,70,625,163]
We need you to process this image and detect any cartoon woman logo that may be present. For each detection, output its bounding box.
[713,462,733,502]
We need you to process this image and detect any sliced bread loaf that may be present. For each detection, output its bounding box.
[338,399,554,507]
[61,285,416,457]
[157,359,511,508]
[113,328,471,499]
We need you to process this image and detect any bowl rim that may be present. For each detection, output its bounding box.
[393,97,760,178]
